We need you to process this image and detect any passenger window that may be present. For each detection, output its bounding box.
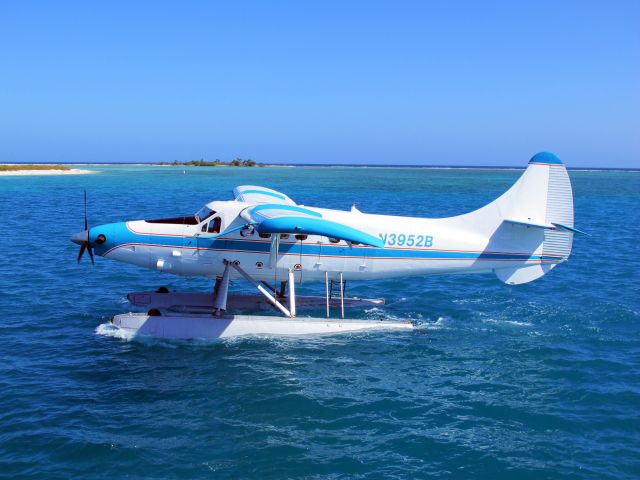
[208,217,221,233]
[259,233,271,239]
[240,225,254,237]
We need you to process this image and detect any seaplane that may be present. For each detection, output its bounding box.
[72,152,582,339]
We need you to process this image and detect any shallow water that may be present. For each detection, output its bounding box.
[0,166,638,479]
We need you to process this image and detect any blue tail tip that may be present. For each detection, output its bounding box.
[529,151,563,165]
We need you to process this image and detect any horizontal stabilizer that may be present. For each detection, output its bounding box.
[504,218,556,230]
[504,218,586,235]
[552,222,588,235]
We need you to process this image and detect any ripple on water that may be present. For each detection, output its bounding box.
[0,168,639,479]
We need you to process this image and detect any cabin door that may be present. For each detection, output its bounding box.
[195,216,224,271]
[311,237,346,280]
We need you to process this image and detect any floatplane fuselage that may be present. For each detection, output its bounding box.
[72,152,578,286]
[72,153,581,339]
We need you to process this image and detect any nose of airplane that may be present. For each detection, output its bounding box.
[70,230,89,245]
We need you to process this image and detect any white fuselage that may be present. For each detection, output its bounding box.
[75,155,575,287]
[95,200,560,283]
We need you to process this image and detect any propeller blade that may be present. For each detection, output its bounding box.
[87,241,95,265]
[72,190,96,265]
[84,190,88,231]
[77,241,87,263]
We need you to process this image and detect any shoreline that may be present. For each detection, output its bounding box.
[0,168,97,176]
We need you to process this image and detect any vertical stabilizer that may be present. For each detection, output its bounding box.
[490,152,575,284]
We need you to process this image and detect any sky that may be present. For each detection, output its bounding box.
[0,1,638,167]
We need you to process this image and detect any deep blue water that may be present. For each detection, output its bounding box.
[0,166,638,479]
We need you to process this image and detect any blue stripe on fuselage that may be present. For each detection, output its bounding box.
[97,223,561,262]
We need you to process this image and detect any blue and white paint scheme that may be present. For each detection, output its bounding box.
[72,152,582,339]
[72,152,578,287]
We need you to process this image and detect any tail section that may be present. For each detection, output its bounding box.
[495,152,575,284]
[451,152,576,285]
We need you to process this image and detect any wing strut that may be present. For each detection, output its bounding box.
[226,260,292,317]
[269,234,280,268]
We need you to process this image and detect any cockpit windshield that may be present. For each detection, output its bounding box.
[195,206,216,223]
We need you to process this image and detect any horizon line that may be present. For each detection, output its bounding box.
[1,161,639,172]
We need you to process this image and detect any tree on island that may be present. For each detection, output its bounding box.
[160,157,262,167]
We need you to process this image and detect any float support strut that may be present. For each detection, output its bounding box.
[227,260,292,318]
[340,272,345,319]
[288,269,296,317]
[213,262,231,315]
[325,271,330,319]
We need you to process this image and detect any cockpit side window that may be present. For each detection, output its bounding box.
[195,206,216,223]
[146,216,198,225]
[147,206,216,226]
[207,217,221,234]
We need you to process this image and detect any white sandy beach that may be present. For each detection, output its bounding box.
[0,169,96,176]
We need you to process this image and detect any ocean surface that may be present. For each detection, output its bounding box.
[0,165,638,479]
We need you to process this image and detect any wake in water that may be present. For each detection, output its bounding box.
[95,322,136,341]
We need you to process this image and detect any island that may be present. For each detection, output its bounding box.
[0,164,95,175]
[157,158,265,167]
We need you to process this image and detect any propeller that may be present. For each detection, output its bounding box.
[77,190,95,265]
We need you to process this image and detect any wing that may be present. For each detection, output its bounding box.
[241,204,384,248]
[233,185,296,206]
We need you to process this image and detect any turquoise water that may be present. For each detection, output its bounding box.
[0,166,639,479]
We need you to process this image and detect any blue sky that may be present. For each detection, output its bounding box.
[1,1,638,167]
